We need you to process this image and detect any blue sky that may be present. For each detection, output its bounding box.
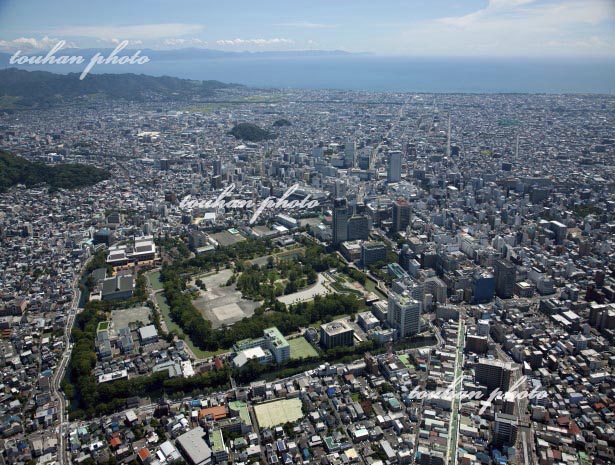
[0,0,613,57]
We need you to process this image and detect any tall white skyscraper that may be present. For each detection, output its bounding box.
[345,139,356,167]
[387,290,422,338]
[387,150,402,183]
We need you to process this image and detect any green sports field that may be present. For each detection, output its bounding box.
[254,398,303,428]
[289,337,319,360]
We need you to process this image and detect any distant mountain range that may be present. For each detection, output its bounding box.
[1,48,613,93]
[0,47,359,64]
[0,68,238,109]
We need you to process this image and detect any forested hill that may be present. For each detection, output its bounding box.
[0,151,109,193]
[0,68,238,108]
[228,123,276,142]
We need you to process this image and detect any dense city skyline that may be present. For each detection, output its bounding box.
[1,3,614,465]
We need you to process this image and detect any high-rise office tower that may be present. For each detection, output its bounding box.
[333,198,349,244]
[334,180,347,198]
[548,220,567,245]
[399,244,412,271]
[347,215,369,241]
[361,241,387,267]
[211,176,222,189]
[494,259,516,298]
[213,159,222,177]
[344,139,356,168]
[387,150,402,183]
[320,321,354,349]
[475,358,516,392]
[358,153,370,170]
[387,290,422,338]
[392,200,411,233]
[493,413,519,447]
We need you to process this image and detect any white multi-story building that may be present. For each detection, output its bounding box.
[387,290,422,338]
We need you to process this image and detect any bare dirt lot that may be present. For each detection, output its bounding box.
[190,269,261,329]
[277,272,333,305]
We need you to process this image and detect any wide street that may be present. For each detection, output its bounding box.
[447,318,465,465]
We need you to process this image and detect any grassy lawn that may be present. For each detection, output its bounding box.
[398,354,414,369]
[364,278,387,299]
[97,321,110,331]
[330,281,363,295]
[254,398,302,428]
[288,337,319,360]
[198,347,229,358]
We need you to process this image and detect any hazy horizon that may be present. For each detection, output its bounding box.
[1,0,613,58]
[2,52,614,94]
[2,0,613,93]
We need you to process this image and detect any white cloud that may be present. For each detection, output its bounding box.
[215,38,294,46]
[276,21,337,28]
[54,23,204,40]
[396,0,615,56]
[160,38,208,48]
[439,0,611,28]
[0,36,76,52]
[96,38,144,47]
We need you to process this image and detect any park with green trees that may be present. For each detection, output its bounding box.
[158,236,366,351]
[63,235,436,419]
